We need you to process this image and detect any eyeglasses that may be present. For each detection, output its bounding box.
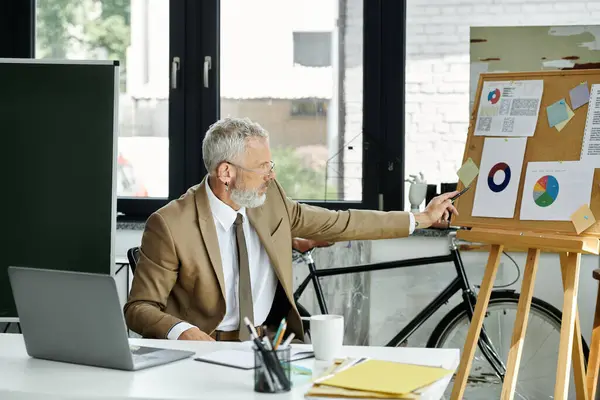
[227,160,275,176]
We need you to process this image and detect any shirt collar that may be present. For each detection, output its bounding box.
[205,180,246,232]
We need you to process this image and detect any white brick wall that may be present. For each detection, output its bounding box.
[405,0,600,207]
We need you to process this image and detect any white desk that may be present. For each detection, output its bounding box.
[0,333,459,400]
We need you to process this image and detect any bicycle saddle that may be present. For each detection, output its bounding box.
[292,238,334,254]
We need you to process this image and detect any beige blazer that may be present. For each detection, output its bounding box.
[124,177,411,340]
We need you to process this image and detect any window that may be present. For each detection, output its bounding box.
[293,32,332,67]
[6,1,406,219]
[220,0,368,203]
[35,0,169,201]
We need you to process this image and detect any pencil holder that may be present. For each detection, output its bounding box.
[253,346,292,393]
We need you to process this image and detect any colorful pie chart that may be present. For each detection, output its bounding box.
[488,88,501,105]
[533,175,559,207]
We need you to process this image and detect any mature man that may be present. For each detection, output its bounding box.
[124,117,458,342]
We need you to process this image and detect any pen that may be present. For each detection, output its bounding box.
[314,357,369,384]
[256,351,275,392]
[243,317,277,391]
[244,317,291,390]
[274,321,287,349]
[280,332,295,348]
[450,185,470,203]
[263,336,273,350]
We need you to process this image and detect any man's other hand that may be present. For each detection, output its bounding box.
[179,327,215,341]
[415,191,459,229]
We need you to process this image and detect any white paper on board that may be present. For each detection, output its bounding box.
[474,80,543,137]
[472,137,528,218]
[519,161,594,221]
[580,84,600,167]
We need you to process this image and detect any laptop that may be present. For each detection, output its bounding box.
[7,266,195,371]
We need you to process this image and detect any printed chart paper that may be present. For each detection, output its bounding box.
[580,84,600,167]
[519,161,594,221]
[472,137,527,218]
[474,80,543,137]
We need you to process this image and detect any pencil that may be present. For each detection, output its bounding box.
[273,318,286,347]
[274,321,287,349]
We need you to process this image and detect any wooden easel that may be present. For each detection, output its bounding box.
[449,229,599,400]
[450,70,600,400]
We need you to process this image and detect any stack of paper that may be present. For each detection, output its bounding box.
[305,358,453,399]
[194,348,314,370]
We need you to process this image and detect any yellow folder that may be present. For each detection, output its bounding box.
[317,359,453,396]
[305,384,419,399]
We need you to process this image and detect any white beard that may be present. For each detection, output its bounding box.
[230,186,266,208]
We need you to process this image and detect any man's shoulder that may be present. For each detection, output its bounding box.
[266,179,287,202]
[262,179,290,210]
[150,184,201,224]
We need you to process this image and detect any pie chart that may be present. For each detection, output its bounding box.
[533,175,559,207]
[488,88,501,105]
[487,162,511,193]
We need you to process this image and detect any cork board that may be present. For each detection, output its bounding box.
[453,70,600,237]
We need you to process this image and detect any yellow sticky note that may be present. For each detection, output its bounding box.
[571,204,596,234]
[318,360,453,396]
[457,158,479,187]
[555,103,575,132]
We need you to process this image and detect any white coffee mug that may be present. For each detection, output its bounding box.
[310,314,344,361]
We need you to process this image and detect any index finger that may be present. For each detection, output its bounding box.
[437,190,460,201]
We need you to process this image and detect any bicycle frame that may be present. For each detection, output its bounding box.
[292,231,507,380]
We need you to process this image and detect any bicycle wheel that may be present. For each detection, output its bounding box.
[427,290,589,399]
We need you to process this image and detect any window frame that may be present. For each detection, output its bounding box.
[0,1,35,58]
[10,0,407,221]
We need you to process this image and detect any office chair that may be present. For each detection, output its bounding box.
[127,247,140,275]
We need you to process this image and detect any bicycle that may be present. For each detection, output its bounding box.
[291,231,589,399]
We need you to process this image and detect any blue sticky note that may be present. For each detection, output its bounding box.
[569,82,590,110]
[547,99,569,127]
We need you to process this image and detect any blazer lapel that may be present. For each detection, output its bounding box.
[247,207,292,300]
[194,178,226,301]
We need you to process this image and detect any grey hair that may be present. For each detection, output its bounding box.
[202,117,269,174]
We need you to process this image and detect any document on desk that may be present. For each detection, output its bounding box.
[194,348,314,370]
[315,359,453,397]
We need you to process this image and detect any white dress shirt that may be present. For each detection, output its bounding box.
[167,188,418,340]
[167,182,278,339]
